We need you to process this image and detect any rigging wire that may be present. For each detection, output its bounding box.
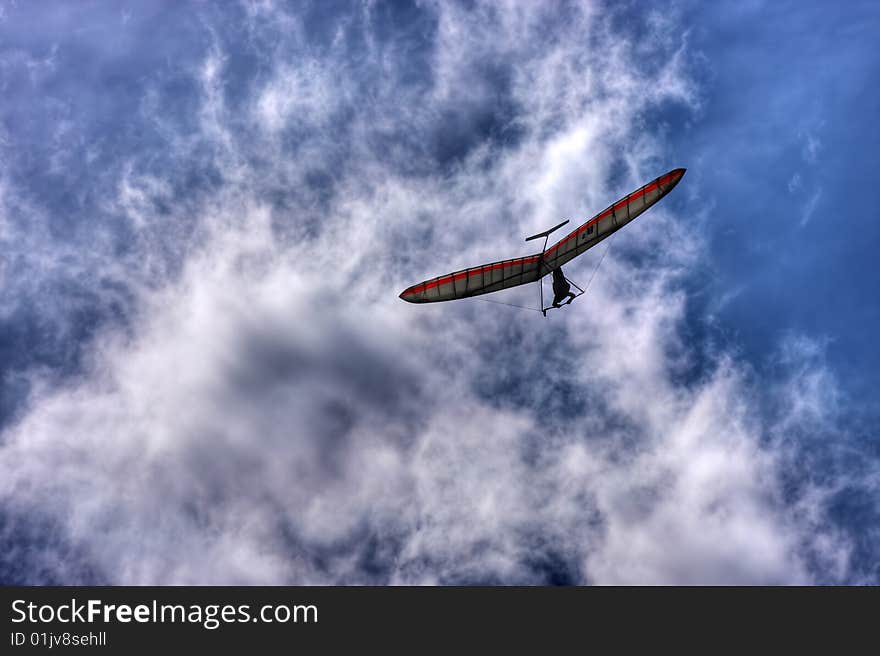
[581,233,616,295]
[474,296,543,313]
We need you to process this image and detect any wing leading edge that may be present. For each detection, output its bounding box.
[399,168,686,304]
[398,253,545,303]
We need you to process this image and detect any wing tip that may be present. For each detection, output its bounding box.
[662,167,686,192]
[399,286,420,303]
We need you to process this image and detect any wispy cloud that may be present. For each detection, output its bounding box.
[800,187,822,227]
[801,131,822,164]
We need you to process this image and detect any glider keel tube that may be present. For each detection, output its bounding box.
[399,168,686,304]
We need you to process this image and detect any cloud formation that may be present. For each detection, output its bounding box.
[0,1,869,584]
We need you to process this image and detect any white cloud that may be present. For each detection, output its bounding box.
[0,1,854,584]
[802,132,822,164]
[800,187,822,227]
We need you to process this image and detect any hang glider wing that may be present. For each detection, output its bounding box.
[399,168,686,304]
[540,168,686,271]
[398,253,545,303]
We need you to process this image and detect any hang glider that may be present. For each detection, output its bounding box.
[399,168,686,313]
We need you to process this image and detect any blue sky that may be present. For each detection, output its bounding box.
[0,1,877,584]
[679,0,880,404]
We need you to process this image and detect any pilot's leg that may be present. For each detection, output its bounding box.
[551,282,569,308]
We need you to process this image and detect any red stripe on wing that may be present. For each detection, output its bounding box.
[401,254,542,297]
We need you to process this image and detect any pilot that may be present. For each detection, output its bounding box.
[551,267,576,308]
